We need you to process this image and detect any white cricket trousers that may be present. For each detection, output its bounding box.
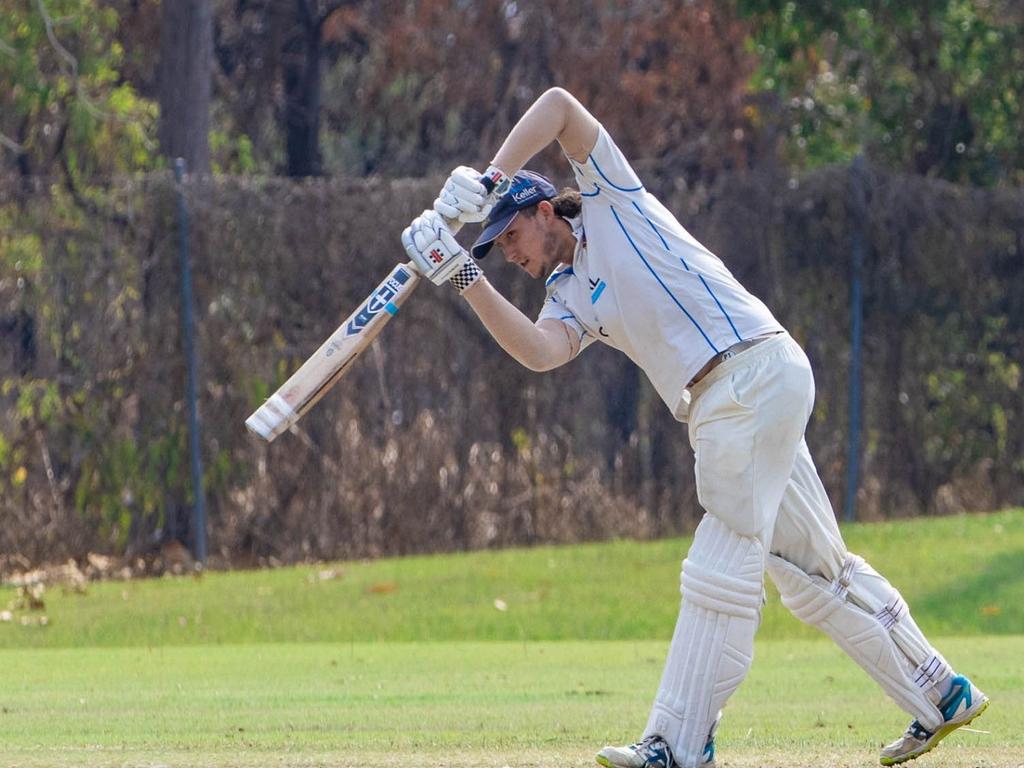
[645,333,815,766]
[645,333,952,767]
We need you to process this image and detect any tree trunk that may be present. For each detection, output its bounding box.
[158,0,213,174]
[283,8,324,177]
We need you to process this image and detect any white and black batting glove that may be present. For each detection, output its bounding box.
[433,165,512,223]
[401,209,482,293]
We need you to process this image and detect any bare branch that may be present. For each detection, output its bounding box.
[34,0,111,123]
[35,0,79,78]
[32,0,155,153]
[0,131,23,153]
[34,0,93,112]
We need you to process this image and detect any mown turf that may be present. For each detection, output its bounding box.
[0,637,1019,767]
[0,510,1021,767]
[1,508,1021,648]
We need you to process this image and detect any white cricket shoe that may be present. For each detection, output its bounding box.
[879,675,989,765]
[596,712,719,768]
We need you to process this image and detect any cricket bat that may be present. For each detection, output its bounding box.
[245,209,472,443]
[245,261,422,442]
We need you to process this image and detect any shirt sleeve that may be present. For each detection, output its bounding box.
[536,291,597,358]
[566,125,645,202]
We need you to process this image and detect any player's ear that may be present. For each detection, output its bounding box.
[536,199,555,220]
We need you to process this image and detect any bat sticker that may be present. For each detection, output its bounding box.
[342,268,412,339]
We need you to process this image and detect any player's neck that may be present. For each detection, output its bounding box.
[551,217,576,266]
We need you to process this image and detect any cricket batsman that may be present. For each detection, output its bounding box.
[400,87,989,767]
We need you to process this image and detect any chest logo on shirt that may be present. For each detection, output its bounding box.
[586,277,610,336]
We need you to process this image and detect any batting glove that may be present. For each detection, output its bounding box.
[402,209,481,293]
[433,165,512,223]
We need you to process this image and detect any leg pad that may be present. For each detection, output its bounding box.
[767,552,950,731]
[645,515,765,767]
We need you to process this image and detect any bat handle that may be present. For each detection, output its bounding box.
[479,172,502,195]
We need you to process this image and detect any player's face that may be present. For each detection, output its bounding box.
[494,210,559,280]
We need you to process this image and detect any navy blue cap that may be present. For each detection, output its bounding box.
[471,170,557,259]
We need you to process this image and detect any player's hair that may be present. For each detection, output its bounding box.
[551,187,582,218]
[521,187,582,220]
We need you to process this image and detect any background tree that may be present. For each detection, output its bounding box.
[157,0,213,173]
[279,0,362,177]
[0,0,155,184]
[202,0,1024,187]
[208,0,364,177]
[206,0,756,183]
[3,0,1023,567]
[317,0,757,183]
[739,0,1024,186]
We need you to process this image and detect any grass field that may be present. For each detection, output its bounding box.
[0,639,1019,767]
[1,508,1022,767]
[2,508,1021,648]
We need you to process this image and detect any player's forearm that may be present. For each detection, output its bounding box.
[460,278,565,372]
[490,87,599,173]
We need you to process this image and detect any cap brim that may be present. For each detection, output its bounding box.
[471,211,520,259]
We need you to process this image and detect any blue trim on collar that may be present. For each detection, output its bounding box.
[544,266,575,287]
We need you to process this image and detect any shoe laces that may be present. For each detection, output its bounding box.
[906,720,933,741]
[629,735,674,768]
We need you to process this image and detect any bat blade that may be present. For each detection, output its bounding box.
[246,262,421,442]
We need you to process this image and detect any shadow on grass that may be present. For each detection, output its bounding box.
[912,549,1024,634]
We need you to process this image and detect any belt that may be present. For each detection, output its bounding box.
[687,332,782,389]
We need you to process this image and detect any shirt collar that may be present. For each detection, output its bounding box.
[564,214,585,247]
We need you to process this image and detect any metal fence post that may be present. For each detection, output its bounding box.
[173,158,207,564]
[844,155,867,523]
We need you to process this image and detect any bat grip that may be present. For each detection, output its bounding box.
[479,174,499,194]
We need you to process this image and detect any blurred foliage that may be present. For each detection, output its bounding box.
[740,0,1024,185]
[0,178,184,555]
[0,2,1021,565]
[205,0,757,181]
[0,0,156,183]
[4,1,1023,185]
[316,0,756,179]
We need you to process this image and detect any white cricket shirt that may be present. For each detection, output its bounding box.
[537,126,785,421]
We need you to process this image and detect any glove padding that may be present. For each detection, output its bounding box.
[402,209,469,286]
[434,165,509,223]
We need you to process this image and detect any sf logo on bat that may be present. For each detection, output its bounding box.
[324,268,412,357]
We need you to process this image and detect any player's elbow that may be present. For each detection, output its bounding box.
[518,320,578,372]
[542,88,598,162]
[522,357,559,373]
[517,345,568,373]
[516,350,552,373]
[541,88,581,126]
[541,87,575,107]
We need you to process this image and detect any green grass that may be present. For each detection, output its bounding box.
[0,638,1019,767]
[1,508,1021,648]
[0,509,1021,767]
